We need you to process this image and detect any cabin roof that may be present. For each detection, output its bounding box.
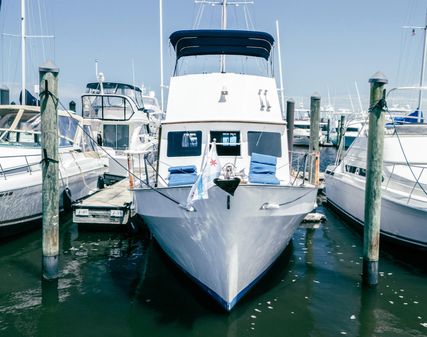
[86,82,142,92]
[169,29,275,61]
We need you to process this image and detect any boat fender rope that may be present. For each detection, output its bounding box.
[179,203,195,212]
[44,90,184,208]
[40,148,58,166]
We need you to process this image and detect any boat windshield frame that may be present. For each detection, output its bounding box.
[85,82,144,109]
[81,94,140,121]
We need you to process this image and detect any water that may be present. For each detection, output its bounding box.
[1,148,426,337]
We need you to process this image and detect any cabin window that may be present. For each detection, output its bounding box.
[82,125,96,152]
[294,125,310,129]
[345,165,367,178]
[59,116,78,146]
[167,131,202,157]
[103,124,129,150]
[210,131,240,156]
[138,125,150,142]
[248,131,282,157]
[346,127,359,132]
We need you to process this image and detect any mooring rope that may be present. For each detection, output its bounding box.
[42,89,183,207]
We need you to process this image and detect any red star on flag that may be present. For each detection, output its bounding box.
[210,159,217,166]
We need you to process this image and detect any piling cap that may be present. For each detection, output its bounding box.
[311,92,321,100]
[39,60,59,74]
[287,98,295,103]
[369,71,388,84]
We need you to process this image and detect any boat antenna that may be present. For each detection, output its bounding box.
[403,9,427,121]
[355,81,364,113]
[95,60,104,95]
[131,58,138,104]
[275,19,285,116]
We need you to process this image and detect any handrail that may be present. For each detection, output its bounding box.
[0,128,75,146]
[382,162,427,205]
[0,153,42,180]
[81,94,138,121]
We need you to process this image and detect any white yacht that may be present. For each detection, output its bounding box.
[293,120,326,146]
[0,104,107,238]
[325,123,427,250]
[132,29,318,310]
[293,107,326,146]
[82,81,158,178]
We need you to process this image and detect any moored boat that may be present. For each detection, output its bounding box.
[0,104,107,238]
[325,123,427,250]
[82,79,159,179]
[132,28,318,310]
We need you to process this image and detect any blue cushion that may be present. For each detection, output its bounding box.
[249,173,280,185]
[168,172,197,186]
[250,162,276,174]
[251,152,277,166]
[168,165,197,174]
[168,165,197,186]
[249,152,279,185]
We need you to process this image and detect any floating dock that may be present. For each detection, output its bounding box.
[73,178,133,226]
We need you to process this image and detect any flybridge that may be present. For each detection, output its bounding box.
[169,29,275,61]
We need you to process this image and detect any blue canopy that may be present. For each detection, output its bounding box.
[387,109,424,126]
[169,29,275,61]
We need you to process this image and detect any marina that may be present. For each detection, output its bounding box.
[1,0,427,336]
[0,171,426,336]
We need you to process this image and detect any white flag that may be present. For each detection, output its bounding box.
[187,143,221,204]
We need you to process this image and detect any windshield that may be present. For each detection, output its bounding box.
[0,111,41,146]
[174,55,273,77]
[142,96,159,108]
[86,83,144,108]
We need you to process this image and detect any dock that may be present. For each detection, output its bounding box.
[73,178,133,226]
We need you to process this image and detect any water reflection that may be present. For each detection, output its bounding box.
[358,287,378,337]
[0,168,426,337]
[39,279,59,337]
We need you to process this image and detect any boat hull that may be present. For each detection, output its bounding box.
[325,172,427,250]
[0,159,105,238]
[133,184,317,310]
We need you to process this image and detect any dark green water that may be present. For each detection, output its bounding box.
[1,148,426,337]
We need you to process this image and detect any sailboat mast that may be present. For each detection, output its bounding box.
[160,0,164,112]
[418,10,427,121]
[21,0,26,104]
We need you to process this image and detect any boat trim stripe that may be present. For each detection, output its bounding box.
[327,198,427,249]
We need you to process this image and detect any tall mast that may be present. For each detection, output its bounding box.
[159,0,164,112]
[404,10,427,121]
[21,0,26,104]
[418,11,427,118]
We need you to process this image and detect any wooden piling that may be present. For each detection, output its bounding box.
[286,99,295,163]
[309,94,320,186]
[338,115,346,149]
[362,71,388,286]
[40,61,60,280]
[326,119,331,143]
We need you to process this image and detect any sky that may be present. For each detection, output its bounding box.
[1,0,427,112]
